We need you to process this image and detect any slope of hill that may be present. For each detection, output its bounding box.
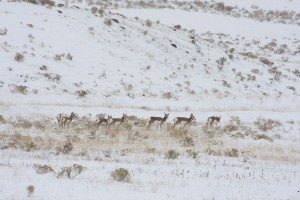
[0,1,299,112]
[0,1,300,200]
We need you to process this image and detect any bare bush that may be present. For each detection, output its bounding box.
[145,19,152,27]
[34,164,55,174]
[174,24,181,30]
[239,52,257,59]
[10,85,28,95]
[56,142,73,154]
[0,115,6,124]
[216,57,226,66]
[224,148,239,157]
[25,0,38,4]
[111,168,131,182]
[162,92,173,99]
[165,149,179,159]
[57,164,85,179]
[33,120,46,131]
[13,117,32,129]
[104,18,112,26]
[9,134,37,152]
[254,117,281,132]
[75,90,88,98]
[128,131,148,141]
[214,2,233,12]
[15,52,24,62]
[252,133,273,142]
[260,57,273,66]
[292,69,300,77]
[180,136,194,147]
[39,0,55,6]
[40,65,48,71]
[42,73,61,82]
[145,147,156,154]
[26,185,35,197]
[170,127,188,138]
[91,6,98,14]
[98,8,105,17]
[0,28,8,35]
[186,149,199,159]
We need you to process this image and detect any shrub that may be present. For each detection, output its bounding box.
[111,168,131,182]
[14,117,32,129]
[145,19,152,27]
[26,185,35,197]
[252,133,273,142]
[56,142,73,154]
[186,149,199,159]
[15,52,24,62]
[254,117,281,132]
[25,0,38,4]
[165,149,179,159]
[66,53,72,60]
[57,164,85,179]
[75,90,88,98]
[214,2,225,11]
[170,127,188,138]
[11,85,28,95]
[224,148,239,157]
[0,28,8,35]
[216,57,226,66]
[214,2,233,12]
[104,18,112,26]
[260,57,273,66]
[239,52,257,59]
[39,0,55,6]
[174,24,181,30]
[205,147,220,156]
[180,137,194,147]
[162,92,173,99]
[0,115,6,124]
[34,121,46,131]
[222,124,238,132]
[34,164,55,174]
[40,65,48,71]
[292,69,300,77]
[43,73,61,82]
[145,147,156,154]
[98,8,105,17]
[91,6,98,14]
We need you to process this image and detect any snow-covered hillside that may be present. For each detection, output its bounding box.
[0,1,300,199]
[0,1,299,112]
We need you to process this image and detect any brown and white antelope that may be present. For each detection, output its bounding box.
[108,113,129,130]
[57,113,67,128]
[62,112,78,128]
[173,113,196,129]
[96,115,112,130]
[207,116,221,127]
[147,113,169,131]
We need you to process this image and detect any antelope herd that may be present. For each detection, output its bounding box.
[56,112,221,130]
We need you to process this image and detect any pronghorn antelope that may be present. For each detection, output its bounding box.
[108,113,129,130]
[173,113,196,129]
[62,112,78,128]
[57,113,67,128]
[96,115,112,130]
[147,112,169,131]
[207,116,221,127]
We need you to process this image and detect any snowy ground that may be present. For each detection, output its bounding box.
[0,0,300,199]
